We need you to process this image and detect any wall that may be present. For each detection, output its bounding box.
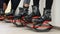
[52,0,60,27]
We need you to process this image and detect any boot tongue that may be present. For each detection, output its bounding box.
[33,6,37,14]
[32,6,41,16]
[19,8,24,14]
[43,8,51,20]
[44,8,51,13]
[43,8,51,15]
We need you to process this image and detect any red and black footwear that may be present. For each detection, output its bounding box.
[13,7,28,27]
[5,9,15,23]
[31,8,53,32]
[0,9,5,21]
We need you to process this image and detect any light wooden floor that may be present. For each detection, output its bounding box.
[0,21,60,34]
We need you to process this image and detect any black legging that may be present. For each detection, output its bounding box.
[33,0,53,9]
[0,0,4,8]
[4,0,20,10]
[11,0,20,10]
[33,0,40,6]
[46,0,53,9]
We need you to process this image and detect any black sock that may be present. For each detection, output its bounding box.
[33,0,40,6]
[11,0,21,10]
[45,0,53,9]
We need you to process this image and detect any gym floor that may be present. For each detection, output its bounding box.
[0,21,60,34]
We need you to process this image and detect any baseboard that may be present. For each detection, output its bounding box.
[53,26,60,30]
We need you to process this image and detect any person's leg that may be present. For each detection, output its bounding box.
[23,0,30,9]
[0,0,4,8]
[11,0,21,10]
[0,0,5,15]
[45,0,53,9]
[3,0,9,10]
[4,0,9,5]
[33,0,40,6]
[12,0,30,27]
[10,0,21,15]
[24,0,41,22]
[33,0,41,16]
[33,0,53,25]
[5,0,21,16]
[23,0,30,15]
[43,0,53,17]
[23,0,30,7]
[5,0,21,23]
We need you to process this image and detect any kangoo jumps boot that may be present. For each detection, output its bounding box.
[25,5,41,23]
[33,8,51,24]
[5,9,15,23]
[13,7,29,27]
[32,8,53,32]
[0,8,5,21]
